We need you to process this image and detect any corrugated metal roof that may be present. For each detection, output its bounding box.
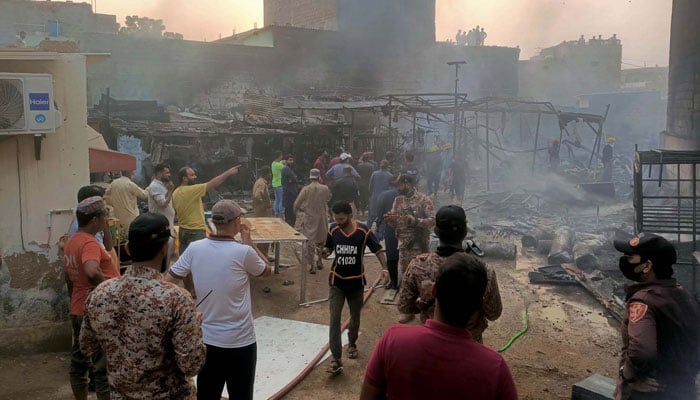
[283,99,387,110]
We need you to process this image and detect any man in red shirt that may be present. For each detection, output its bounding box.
[313,149,329,183]
[328,147,344,170]
[361,253,518,400]
[63,196,121,400]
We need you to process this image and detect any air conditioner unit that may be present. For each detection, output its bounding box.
[0,73,62,135]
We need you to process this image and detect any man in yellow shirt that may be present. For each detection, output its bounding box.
[173,165,240,254]
[105,170,148,242]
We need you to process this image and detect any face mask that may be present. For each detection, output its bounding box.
[619,257,647,281]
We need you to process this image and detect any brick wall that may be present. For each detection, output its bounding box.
[264,0,338,30]
[665,0,700,149]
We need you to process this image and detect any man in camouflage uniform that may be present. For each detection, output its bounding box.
[385,174,435,323]
[397,205,502,341]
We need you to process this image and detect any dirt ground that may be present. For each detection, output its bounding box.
[0,237,621,400]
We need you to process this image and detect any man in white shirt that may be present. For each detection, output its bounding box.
[147,164,175,263]
[166,200,271,400]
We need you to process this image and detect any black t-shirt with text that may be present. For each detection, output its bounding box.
[325,221,383,291]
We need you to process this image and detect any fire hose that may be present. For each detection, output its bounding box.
[267,270,530,398]
[267,274,385,400]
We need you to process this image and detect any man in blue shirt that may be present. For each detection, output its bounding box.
[326,153,360,182]
[374,182,400,290]
[367,160,394,229]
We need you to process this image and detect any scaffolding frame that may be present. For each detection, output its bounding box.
[380,94,609,190]
[634,148,700,295]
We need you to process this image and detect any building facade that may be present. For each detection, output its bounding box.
[0,51,100,354]
[663,0,700,150]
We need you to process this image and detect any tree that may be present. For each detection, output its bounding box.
[118,16,181,40]
[163,32,184,40]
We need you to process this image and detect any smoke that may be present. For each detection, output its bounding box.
[436,0,671,66]
[109,0,263,41]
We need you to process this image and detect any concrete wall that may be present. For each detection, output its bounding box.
[422,44,520,97]
[264,0,338,30]
[80,34,279,107]
[338,0,435,48]
[663,0,700,150]
[0,52,93,354]
[520,39,622,105]
[0,0,117,46]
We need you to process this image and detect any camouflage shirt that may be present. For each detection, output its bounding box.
[80,266,206,400]
[389,190,435,245]
[397,252,503,341]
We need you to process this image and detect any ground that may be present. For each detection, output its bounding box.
[0,238,621,400]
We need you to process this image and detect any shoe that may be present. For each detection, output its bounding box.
[327,359,343,376]
[347,344,358,359]
[308,267,316,274]
[385,282,396,290]
[398,314,415,324]
[316,264,324,270]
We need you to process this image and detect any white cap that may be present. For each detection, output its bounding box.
[340,153,351,161]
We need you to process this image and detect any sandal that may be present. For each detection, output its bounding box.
[347,344,358,359]
[327,359,343,375]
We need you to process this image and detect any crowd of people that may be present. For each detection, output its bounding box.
[55,145,700,400]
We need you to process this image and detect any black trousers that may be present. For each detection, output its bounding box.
[197,343,257,400]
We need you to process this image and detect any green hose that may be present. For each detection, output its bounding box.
[497,303,529,353]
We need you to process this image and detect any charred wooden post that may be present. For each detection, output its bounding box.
[573,242,599,271]
[521,227,554,248]
[481,241,517,260]
[536,239,553,255]
[548,227,576,264]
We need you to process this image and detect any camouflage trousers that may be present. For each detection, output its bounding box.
[398,238,430,283]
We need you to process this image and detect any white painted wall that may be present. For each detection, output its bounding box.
[0,53,91,260]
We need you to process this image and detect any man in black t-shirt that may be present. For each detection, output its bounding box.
[322,201,388,375]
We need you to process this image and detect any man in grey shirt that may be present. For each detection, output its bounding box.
[147,163,175,262]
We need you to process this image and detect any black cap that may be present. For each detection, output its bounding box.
[614,233,677,270]
[396,174,415,184]
[129,213,171,244]
[436,205,467,231]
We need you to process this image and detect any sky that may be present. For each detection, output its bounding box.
[82,0,672,67]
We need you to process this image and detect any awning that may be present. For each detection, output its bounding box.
[89,147,136,174]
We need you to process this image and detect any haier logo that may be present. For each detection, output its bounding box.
[29,93,50,111]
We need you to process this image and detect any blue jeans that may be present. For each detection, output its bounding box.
[273,186,284,216]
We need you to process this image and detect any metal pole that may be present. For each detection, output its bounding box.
[412,112,417,150]
[486,111,491,191]
[447,61,466,155]
[453,66,459,154]
[349,111,355,153]
[387,96,393,149]
[531,112,541,175]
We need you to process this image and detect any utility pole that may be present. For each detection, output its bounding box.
[447,61,466,155]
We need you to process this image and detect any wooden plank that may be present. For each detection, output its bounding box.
[571,374,615,400]
[238,217,308,242]
[560,264,624,321]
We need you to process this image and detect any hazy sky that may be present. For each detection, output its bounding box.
[83,0,672,67]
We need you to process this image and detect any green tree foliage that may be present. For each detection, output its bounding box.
[118,16,182,40]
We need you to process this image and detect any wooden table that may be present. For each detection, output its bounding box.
[235,218,310,304]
